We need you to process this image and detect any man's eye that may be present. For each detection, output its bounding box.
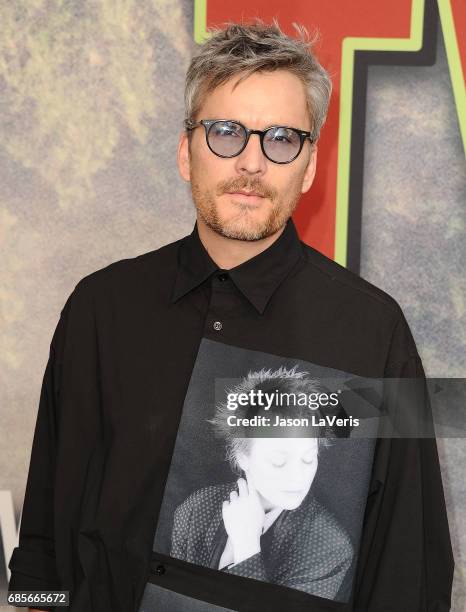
[266,129,296,144]
[217,129,238,137]
[271,459,286,467]
[302,456,316,465]
[266,133,291,144]
[274,135,292,143]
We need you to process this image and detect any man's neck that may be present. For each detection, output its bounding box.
[196,216,287,270]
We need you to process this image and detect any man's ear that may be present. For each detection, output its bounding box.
[177,131,191,182]
[301,144,318,194]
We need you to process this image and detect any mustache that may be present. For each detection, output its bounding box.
[217,179,274,199]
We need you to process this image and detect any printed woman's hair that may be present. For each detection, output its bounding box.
[207,364,334,475]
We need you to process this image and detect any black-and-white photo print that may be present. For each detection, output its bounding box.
[152,338,376,603]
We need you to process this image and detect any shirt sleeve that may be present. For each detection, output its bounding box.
[354,308,454,611]
[8,279,100,606]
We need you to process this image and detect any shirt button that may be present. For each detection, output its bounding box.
[213,321,223,331]
[155,564,166,575]
[218,272,229,282]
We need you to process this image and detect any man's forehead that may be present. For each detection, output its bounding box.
[200,71,310,129]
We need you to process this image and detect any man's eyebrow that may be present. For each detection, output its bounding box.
[215,118,247,125]
[209,118,294,129]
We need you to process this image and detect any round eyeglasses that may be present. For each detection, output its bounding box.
[184,119,314,164]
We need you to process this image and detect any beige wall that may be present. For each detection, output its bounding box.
[0,2,464,610]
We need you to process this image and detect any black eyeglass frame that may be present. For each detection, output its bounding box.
[184,118,315,164]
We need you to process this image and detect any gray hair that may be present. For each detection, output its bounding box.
[184,17,332,144]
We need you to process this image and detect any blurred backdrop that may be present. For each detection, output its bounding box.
[0,0,465,610]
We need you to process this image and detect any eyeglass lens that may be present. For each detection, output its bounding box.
[207,121,302,163]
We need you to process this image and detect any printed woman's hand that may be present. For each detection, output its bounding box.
[222,474,265,564]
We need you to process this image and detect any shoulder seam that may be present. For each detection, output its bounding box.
[300,244,400,314]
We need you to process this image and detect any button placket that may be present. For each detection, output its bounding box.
[206,271,236,334]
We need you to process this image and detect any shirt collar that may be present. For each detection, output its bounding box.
[171,217,303,314]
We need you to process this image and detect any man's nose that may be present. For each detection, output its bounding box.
[233,133,268,175]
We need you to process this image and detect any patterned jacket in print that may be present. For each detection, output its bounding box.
[170,481,354,602]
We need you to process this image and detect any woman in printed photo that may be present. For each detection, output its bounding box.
[169,365,354,602]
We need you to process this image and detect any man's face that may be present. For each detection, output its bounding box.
[178,70,318,241]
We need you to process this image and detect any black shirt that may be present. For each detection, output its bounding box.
[8,218,454,611]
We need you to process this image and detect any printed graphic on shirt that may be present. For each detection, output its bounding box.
[138,583,236,612]
[151,338,378,604]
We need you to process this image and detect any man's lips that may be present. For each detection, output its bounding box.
[226,191,266,203]
[228,190,264,197]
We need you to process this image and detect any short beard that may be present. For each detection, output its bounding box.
[191,178,301,242]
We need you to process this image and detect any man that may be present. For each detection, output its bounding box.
[9,18,453,612]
